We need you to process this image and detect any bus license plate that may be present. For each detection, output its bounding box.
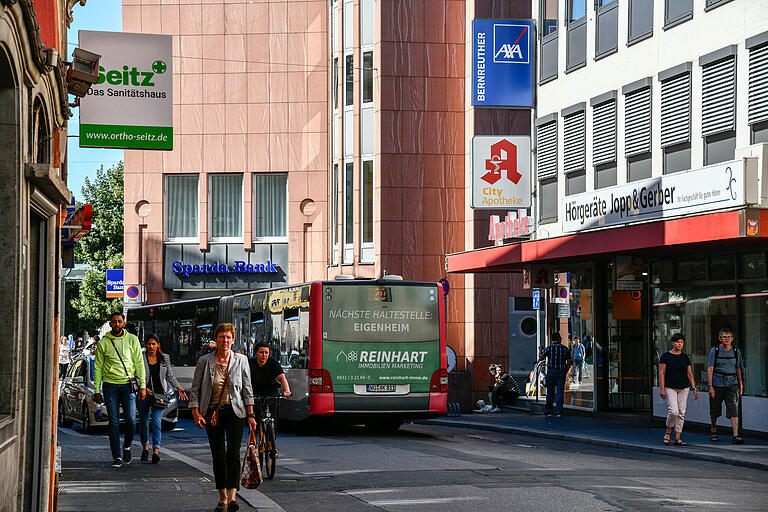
[366,384,396,393]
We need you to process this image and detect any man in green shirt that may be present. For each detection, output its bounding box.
[93,312,146,467]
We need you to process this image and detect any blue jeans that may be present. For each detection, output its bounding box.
[103,382,136,460]
[544,368,566,415]
[137,395,163,450]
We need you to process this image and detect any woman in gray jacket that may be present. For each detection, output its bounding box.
[138,334,188,463]
[190,323,257,512]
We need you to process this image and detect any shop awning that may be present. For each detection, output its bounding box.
[446,208,768,273]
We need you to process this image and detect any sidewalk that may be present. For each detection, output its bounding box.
[419,408,768,471]
[57,427,283,512]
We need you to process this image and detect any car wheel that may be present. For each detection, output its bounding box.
[58,399,72,428]
[81,404,92,433]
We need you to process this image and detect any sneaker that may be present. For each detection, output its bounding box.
[141,448,149,462]
[152,452,160,464]
[544,412,554,417]
[555,413,564,418]
[110,458,123,468]
[123,447,132,464]
[490,407,501,413]
[227,501,240,512]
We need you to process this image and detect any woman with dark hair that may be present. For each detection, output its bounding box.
[138,334,187,463]
[190,323,257,512]
[659,333,699,446]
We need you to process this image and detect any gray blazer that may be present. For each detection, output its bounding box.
[189,352,254,418]
[143,353,180,394]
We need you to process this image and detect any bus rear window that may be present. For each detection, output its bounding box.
[323,284,439,342]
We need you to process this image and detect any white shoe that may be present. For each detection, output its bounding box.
[490,407,501,413]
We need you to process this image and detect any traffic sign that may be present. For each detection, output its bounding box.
[532,289,540,310]
[439,277,450,296]
[123,283,144,311]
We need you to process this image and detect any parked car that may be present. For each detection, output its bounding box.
[58,353,179,432]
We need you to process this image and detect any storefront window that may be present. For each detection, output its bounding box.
[740,284,768,397]
[651,284,736,389]
[709,254,734,281]
[676,258,706,281]
[740,252,766,279]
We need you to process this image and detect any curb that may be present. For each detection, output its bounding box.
[417,418,768,472]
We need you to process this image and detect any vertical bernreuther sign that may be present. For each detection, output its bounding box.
[79,31,173,150]
[472,19,534,107]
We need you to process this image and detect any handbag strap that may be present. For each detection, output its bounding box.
[110,338,133,381]
[211,354,232,407]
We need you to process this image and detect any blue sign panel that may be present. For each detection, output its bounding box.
[532,289,540,310]
[472,19,534,107]
[106,269,124,298]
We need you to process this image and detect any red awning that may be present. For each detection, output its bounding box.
[447,209,768,273]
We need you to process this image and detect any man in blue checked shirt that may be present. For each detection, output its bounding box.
[539,332,571,418]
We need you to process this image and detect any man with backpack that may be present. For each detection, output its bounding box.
[707,328,744,444]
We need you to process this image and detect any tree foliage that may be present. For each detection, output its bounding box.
[70,162,124,330]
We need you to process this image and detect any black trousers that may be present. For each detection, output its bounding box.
[205,405,245,490]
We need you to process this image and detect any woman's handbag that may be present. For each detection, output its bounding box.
[152,392,170,409]
[240,430,263,489]
[204,355,231,427]
[110,339,141,393]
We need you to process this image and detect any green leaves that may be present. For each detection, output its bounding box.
[69,162,125,334]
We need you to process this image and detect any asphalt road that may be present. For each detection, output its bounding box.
[59,418,768,511]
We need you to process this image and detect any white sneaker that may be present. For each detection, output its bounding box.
[490,407,501,413]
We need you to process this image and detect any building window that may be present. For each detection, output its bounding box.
[343,162,353,262]
[540,0,558,83]
[595,0,619,59]
[563,107,585,175]
[660,66,691,173]
[595,163,617,189]
[345,54,353,107]
[566,170,586,195]
[566,0,587,72]
[704,131,736,165]
[747,37,768,139]
[592,95,617,168]
[331,163,339,264]
[753,121,768,144]
[252,174,287,239]
[665,0,693,28]
[705,0,734,10]
[343,0,353,50]
[362,51,373,104]
[624,82,652,181]
[360,0,374,47]
[166,175,198,240]
[539,178,558,222]
[663,143,691,174]
[360,160,373,262]
[332,57,338,109]
[209,174,243,239]
[701,51,736,164]
[629,0,653,44]
[627,153,652,182]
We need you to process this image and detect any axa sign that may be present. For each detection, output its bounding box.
[472,136,531,209]
[473,19,534,107]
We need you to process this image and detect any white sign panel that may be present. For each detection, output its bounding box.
[561,159,757,233]
[79,31,173,150]
[471,136,531,209]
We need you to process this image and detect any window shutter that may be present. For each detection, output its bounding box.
[537,121,558,180]
[625,87,652,157]
[563,111,585,173]
[592,100,616,165]
[749,44,768,125]
[660,73,691,147]
[702,56,736,136]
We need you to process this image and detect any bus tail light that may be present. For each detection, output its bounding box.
[430,369,448,393]
[309,369,333,393]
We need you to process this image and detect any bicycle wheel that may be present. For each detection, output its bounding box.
[264,421,277,479]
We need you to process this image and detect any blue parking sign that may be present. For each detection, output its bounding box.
[472,19,534,107]
[532,289,540,310]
